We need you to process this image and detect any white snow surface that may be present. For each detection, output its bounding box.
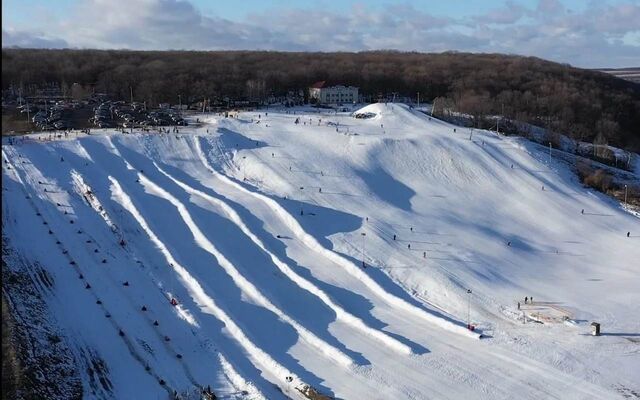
[2,103,639,399]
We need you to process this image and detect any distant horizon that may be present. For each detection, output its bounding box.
[2,0,639,69]
[2,47,638,71]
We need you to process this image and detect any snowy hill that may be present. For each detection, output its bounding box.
[3,103,639,399]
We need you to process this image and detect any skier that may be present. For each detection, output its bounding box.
[530,296,533,304]
[170,298,178,306]
[60,156,64,162]
[507,241,512,246]
[407,243,411,249]
[423,251,426,258]
[393,234,396,241]
[318,188,321,193]
[517,302,521,310]
[627,231,630,237]
[410,227,413,232]
[524,296,528,304]
[541,185,545,191]
[510,164,513,169]
[581,209,584,214]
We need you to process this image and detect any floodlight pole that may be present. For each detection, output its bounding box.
[467,289,472,329]
[417,92,420,108]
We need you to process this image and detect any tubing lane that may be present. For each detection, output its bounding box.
[131,168,353,367]
[195,137,481,340]
[108,175,311,392]
[156,162,413,355]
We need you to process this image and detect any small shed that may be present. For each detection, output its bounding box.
[590,322,601,336]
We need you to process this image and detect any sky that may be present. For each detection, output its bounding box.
[2,0,639,68]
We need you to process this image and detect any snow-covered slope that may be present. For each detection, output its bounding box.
[2,103,639,399]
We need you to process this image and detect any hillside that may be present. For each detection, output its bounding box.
[2,50,640,151]
[2,104,639,399]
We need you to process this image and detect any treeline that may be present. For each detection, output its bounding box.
[2,49,639,151]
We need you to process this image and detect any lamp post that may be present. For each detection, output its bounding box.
[361,232,366,268]
[466,289,472,329]
[242,156,247,181]
[299,186,304,216]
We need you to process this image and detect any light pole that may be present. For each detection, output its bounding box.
[299,186,304,216]
[624,184,628,208]
[361,232,366,268]
[242,156,247,181]
[466,289,472,330]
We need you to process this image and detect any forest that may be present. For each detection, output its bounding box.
[2,49,639,151]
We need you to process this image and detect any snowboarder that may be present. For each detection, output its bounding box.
[507,241,512,246]
[627,231,630,237]
[300,209,304,216]
[60,156,64,162]
[410,227,413,232]
[453,128,456,133]
[407,244,411,249]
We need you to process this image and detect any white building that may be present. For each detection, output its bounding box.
[309,81,358,105]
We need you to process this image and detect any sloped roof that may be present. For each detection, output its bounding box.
[310,80,327,89]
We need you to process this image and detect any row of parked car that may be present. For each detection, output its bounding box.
[31,104,68,130]
[91,101,188,128]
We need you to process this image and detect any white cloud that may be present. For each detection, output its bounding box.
[2,28,68,48]
[1,0,638,68]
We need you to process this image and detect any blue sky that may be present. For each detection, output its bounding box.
[3,0,639,67]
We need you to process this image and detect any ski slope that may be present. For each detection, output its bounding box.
[2,103,639,399]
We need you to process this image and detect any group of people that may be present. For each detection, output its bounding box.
[517,296,534,310]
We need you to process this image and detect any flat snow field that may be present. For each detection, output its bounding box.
[2,103,639,399]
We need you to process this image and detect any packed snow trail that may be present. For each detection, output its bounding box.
[155,162,413,355]
[107,176,310,392]
[195,137,481,340]
[131,168,354,367]
[57,141,276,399]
